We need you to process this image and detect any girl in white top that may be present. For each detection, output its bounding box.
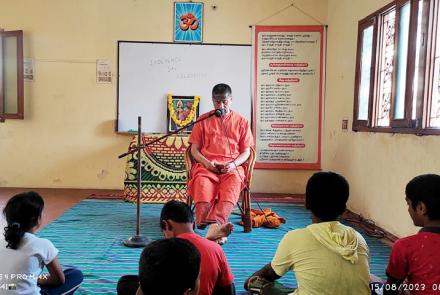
[0,192,83,295]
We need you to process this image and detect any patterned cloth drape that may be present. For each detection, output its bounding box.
[124,134,189,203]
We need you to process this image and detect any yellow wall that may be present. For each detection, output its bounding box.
[0,0,327,193]
[326,0,440,237]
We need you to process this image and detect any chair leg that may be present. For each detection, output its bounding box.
[242,190,252,233]
[236,201,245,216]
[186,194,193,207]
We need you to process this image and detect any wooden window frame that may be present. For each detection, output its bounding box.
[424,0,440,132]
[0,30,24,122]
[353,0,440,135]
[353,18,377,130]
[390,0,415,128]
[0,32,3,123]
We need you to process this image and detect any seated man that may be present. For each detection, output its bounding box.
[244,172,371,295]
[160,200,235,295]
[188,83,254,242]
[117,238,200,295]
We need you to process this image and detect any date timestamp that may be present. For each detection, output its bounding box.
[371,282,440,292]
[370,283,427,292]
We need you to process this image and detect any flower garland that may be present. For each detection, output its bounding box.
[167,95,200,127]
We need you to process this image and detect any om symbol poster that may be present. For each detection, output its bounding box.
[174,2,203,43]
[253,26,324,170]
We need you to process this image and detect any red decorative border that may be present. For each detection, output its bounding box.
[253,25,324,170]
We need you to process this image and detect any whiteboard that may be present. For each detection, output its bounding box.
[117,41,252,133]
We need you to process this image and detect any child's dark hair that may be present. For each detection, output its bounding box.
[139,238,200,294]
[3,191,44,249]
[305,171,349,221]
[406,174,440,220]
[212,83,232,97]
[160,200,194,230]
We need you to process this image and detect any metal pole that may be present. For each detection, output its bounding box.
[136,116,141,236]
[123,116,150,247]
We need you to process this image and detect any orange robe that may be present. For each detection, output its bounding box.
[188,110,254,223]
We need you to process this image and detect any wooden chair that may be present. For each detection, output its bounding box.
[184,145,256,232]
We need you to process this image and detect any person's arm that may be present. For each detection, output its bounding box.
[214,250,236,295]
[191,143,219,173]
[221,117,253,174]
[244,263,281,291]
[38,257,65,285]
[383,239,409,295]
[213,283,236,295]
[219,148,250,174]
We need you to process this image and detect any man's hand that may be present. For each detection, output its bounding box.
[205,161,221,173]
[244,264,281,291]
[218,161,236,174]
[192,144,220,173]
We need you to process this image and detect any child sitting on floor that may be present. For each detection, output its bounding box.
[117,200,235,295]
[244,171,371,295]
[0,191,83,295]
[117,238,201,295]
[382,174,440,295]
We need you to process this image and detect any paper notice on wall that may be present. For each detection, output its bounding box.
[24,58,34,81]
[253,26,324,169]
[96,59,112,83]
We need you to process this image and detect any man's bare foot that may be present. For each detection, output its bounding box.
[205,222,233,241]
[197,219,217,230]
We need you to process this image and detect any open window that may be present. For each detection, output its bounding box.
[353,0,440,135]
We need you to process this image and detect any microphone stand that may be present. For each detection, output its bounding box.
[118,111,220,248]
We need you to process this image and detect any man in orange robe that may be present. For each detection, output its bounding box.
[188,83,254,241]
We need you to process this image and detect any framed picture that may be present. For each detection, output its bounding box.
[167,95,200,133]
[174,2,203,43]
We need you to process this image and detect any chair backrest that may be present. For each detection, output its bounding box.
[184,145,256,188]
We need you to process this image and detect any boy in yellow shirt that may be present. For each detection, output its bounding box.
[245,171,371,295]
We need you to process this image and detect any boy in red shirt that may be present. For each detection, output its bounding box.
[117,200,234,295]
[160,200,235,295]
[384,174,440,295]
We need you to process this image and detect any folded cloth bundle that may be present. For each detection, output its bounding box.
[240,208,286,228]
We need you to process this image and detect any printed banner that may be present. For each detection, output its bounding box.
[253,26,323,169]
